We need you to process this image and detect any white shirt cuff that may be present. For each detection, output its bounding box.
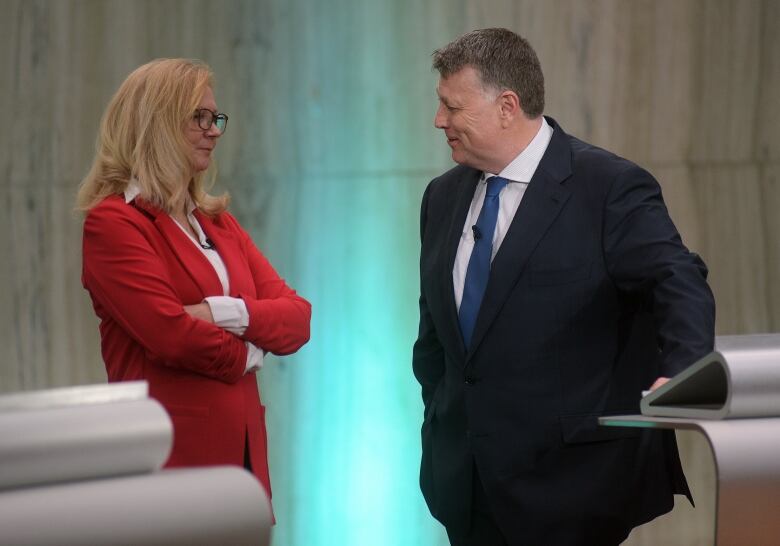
[245,343,264,373]
[204,296,249,335]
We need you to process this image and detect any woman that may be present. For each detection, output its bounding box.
[77,59,311,507]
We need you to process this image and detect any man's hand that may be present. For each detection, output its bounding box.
[649,376,670,391]
[184,303,214,323]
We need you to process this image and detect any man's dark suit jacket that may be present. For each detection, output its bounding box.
[413,117,716,545]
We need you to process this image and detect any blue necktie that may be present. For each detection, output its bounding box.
[458,176,508,348]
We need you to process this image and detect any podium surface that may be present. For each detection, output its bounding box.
[600,334,780,546]
[0,381,272,546]
[600,415,780,546]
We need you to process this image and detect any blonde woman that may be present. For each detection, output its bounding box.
[78,59,311,511]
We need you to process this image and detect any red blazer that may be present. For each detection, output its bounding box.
[82,195,311,502]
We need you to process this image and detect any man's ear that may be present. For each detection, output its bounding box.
[498,90,522,125]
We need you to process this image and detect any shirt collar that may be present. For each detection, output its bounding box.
[124,179,196,214]
[124,180,141,203]
[482,116,553,184]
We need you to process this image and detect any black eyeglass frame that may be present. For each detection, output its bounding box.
[194,108,229,132]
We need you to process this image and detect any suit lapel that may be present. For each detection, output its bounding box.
[440,168,481,356]
[466,119,573,360]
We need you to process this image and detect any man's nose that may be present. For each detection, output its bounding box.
[434,105,448,129]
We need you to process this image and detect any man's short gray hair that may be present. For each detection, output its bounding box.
[432,28,545,118]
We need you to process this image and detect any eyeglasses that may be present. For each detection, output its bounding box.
[193,108,228,133]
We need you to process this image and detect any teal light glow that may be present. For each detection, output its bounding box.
[269,175,444,546]
[237,2,455,544]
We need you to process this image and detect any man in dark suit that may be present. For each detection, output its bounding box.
[413,28,716,546]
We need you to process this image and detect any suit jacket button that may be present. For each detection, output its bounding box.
[465,376,475,385]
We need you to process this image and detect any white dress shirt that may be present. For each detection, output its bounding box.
[124,182,263,372]
[453,117,554,310]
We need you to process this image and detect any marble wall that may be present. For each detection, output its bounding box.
[1,1,777,544]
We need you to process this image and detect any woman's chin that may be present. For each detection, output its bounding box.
[191,161,211,174]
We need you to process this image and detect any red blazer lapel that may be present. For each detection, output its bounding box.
[131,198,224,298]
[194,210,254,297]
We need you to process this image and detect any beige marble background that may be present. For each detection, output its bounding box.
[1,1,778,544]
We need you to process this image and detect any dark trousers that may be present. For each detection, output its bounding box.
[446,464,508,546]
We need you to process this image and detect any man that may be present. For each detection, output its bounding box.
[413,28,715,546]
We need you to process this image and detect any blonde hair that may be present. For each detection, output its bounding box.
[76,58,229,215]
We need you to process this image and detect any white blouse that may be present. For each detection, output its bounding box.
[125,183,263,372]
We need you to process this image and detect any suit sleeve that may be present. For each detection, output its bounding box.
[413,182,446,411]
[82,205,247,383]
[224,214,311,356]
[603,165,716,377]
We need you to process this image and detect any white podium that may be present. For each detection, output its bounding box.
[0,381,272,546]
[600,334,780,546]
